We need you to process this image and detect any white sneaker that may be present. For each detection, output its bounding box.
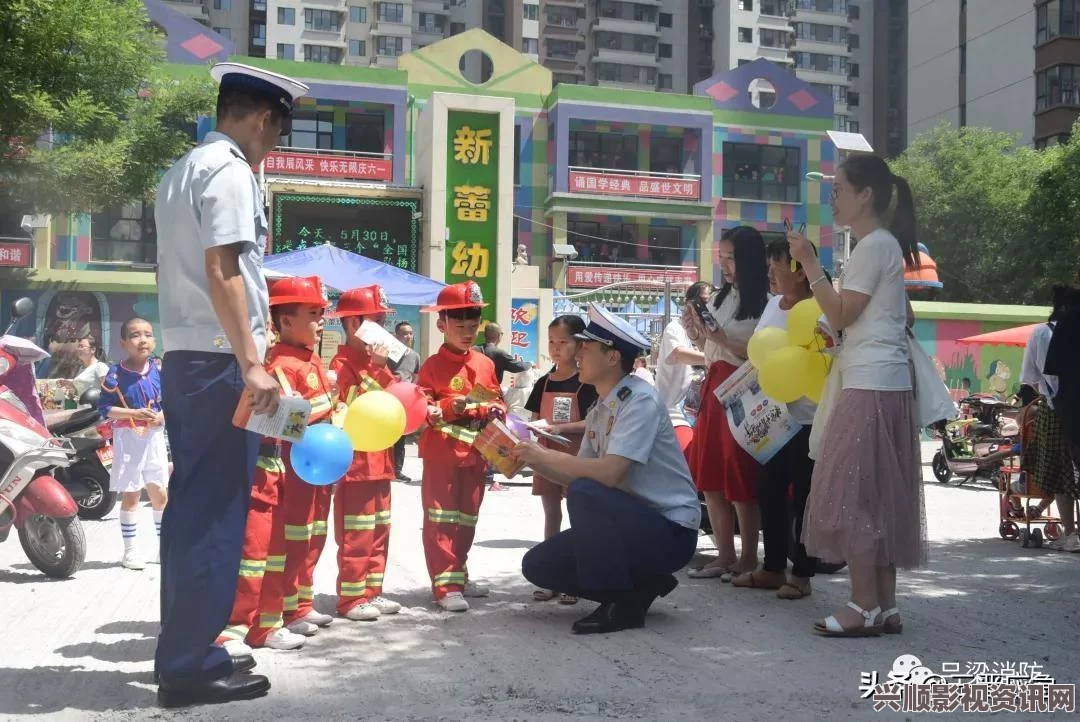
[299,609,333,627]
[286,619,319,636]
[463,580,490,598]
[344,603,381,621]
[1061,535,1080,552]
[437,592,469,612]
[369,596,402,615]
[122,550,145,570]
[222,639,253,657]
[264,627,305,651]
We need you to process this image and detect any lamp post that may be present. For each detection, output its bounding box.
[804,171,849,278]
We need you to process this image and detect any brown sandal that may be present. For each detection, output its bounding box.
[731,570,786,589]
[777,582,812,600]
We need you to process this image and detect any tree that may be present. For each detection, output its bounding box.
[0,0,215,214]
[889,124,1064,305]
[1024,122,1080,294]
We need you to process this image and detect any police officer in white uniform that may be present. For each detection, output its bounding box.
[514,304,701,634]
[154,62,308,708]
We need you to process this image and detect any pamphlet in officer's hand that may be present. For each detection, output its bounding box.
[356,321,407,364]
[233,393,312,443]
[522,420,572,447]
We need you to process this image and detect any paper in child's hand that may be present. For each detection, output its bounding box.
[233,393,312,443]
[474,418,525,478]
[356,321,408,363]
[466,384,501,404]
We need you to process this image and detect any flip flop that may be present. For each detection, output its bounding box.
[777,582,812,600]
[557,594,578,605]
[731,571,786,589]
[533,589,557,601]
[687,565,735,579]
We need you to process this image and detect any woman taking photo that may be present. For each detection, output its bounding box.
[788,154,927,637]
[686,226,769,580]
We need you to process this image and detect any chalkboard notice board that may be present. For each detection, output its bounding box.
[270,193,421,272]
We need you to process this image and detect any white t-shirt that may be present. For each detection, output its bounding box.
[72,360,110,396]
[655,319,694,427]
[836,228,912,391]
[1021,322,1057,407]
[704,288,759,367]
[755,295,819,425]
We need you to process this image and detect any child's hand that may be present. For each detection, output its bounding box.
[136,408,159,423]
[152,411,165,427]
[370,344,390,368]
[427,405,443,424]
[451,397,468,415]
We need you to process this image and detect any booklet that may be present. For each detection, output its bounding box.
[522,420,572,447]
[233,393,312,443]
[356,321,408,364]
[473,418,525,478]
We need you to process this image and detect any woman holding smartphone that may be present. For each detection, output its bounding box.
[685,226,769,580]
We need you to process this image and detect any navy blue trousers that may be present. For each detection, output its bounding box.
[522,478,698,602]
[155,351,259,683]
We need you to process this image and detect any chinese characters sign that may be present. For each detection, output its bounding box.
[263,151,392,182]
[445,112,499,321]
[510,299,539,367]
[270,193,420,272]
[569,170,700,200]
[0,240,32,268]
[567,265,698,289]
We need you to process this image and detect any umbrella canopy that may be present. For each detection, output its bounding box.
[263,245,445,307]
[957,324,1040,348]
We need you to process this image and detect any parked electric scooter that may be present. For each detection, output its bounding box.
[47,388,116,520]
[0,299,86,578]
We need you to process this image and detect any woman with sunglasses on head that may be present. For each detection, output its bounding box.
[787,154,927,637]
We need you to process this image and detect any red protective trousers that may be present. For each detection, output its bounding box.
[216,462,286,648]
[281,457,332,624]
[422,459,486,598]
[333,480,391,614]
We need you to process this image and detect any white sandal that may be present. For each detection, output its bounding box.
[814,601,883,637]
[881,607,902,635]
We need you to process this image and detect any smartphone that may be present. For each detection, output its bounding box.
[690,296,720,333]
[784,218,807,272]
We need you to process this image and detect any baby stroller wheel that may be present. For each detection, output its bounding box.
[1020,529,1031,548]
[999,521,1019,540]
[1046,522,1063,541]
[1031,528,1044,548]
[931,451,951,483]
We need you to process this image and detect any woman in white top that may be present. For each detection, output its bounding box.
[72,335,110,396]
[788,154,927,637]
[655,281,712,451]
[685,227,769,579]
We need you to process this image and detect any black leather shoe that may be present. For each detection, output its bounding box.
[571,602,646,635]
[638,574,679,614]
[232,654,257,675]
[158,672,270,708]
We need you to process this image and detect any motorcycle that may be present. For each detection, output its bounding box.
[0,298,86,578]
[46,388,116,521]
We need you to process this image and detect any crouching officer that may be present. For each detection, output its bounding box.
[153,62,309,707]
[513,304,701,634]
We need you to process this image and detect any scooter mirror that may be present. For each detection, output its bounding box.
[79,387,101,408]
[11,297,34,320]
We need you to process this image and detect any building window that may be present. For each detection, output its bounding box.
[794,22,847,44]
[648,226,682,266]
[305,9,341,31]
[547,5,580,27]
[659,43,672,58]
[377,2,404,23]
[286,110,334,149]
[1038,0,1080,43]
[737,58,752,67]
[277,42,295,59]
[793,52,849,74]
[350,5,367,23]
[253,0,266,10]
[722,142,801,203]
[760,28,787,48]
[349,39,366,56]
[213,0,230,10]
[649,136,682,172]
[569,131,638,170]
[596,31,657,54]
[658,73,673,90]
[345,112,384,153]
[659,12,672,27]
[597,0,656,23]
[450,22,465,35]
[738,27,753,43]
[522,37,539,54]
[91,202,157,264]
[304,44,342,63]
[594,62,657,85]
[761,0,785,16]
[847,90,859,106]
[849,62,859,78]
[547,38,580,60]
[376,35,404,56]
[212,26,232,39]
[737,0,752,10]
[794,0,847,12]
[848,32,859,49]
[1036,64,1080,110]
[848,2,859,19]
[251,22,266,47]
[811,83,846,103]
[277,7,295,25]
[833,114,848,131]
[417,12,447,34]
[848,120,859,133]
[524,3,538,20]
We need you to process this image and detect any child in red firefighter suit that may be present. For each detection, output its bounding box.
[327,284,404,621]
[215,276,332,654]
[418,280,507,612]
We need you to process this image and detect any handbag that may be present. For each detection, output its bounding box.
[907,331,958,427]
[808,363,840,461]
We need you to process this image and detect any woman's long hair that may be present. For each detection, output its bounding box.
[47,341,84,379]
[712,226,769,321]
[840,154,919,269]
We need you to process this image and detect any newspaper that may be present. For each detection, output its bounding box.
[356,321,408,364]
[713,361,801,465]
[233,393,312,443]
[474,418,525,477]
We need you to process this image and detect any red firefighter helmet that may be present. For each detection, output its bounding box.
[268,276,329,308]
[330,284,394,318]
[420,280,487,313]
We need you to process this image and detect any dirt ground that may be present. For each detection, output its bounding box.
[1,442,1078,721]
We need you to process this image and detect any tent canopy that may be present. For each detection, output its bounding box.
[263,245,445,307]
[957,324,1040,348]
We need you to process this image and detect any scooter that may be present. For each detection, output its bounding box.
[0,298,86,578]
[46,389,116,521]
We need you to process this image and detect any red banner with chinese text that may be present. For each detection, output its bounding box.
[262,151,392,181]
[568,171,700,200]
[567,265,698,289]
[0,241,32,268]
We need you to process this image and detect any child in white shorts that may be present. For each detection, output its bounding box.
[97,318,168,570]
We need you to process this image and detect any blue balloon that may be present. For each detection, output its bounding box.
[290,424,353,486]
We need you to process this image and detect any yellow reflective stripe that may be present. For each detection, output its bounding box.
[427,508,460,524]
[283,594,299,611]
[457,512,479,528]
[311,520,328,536]
[309,393,332,412]
[274,368,294,396]
[339,581,367,594]
[433,422,480,445]
[265,555,286,573]
[345,386,358,405]
[359,375,382,393]
[219,625,248,641]
[299,585,314,601]
[434,571,466,586]
[374,510,392,524]
[366,573,384,584]
[285,523,312,541]
[239,559,266,577]
[344,514,377,531]
[256,456,285,473]
[257,613,282,629]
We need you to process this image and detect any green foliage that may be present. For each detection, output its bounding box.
[1024,124,1080,293]
[0,0,216,213]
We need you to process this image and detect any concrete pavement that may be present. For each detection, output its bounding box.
[1,442,1078,721]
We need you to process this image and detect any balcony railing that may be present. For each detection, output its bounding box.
[567,166,702,201]
[262,146,393,181]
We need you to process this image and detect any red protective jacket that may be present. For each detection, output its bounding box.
[417,344,506,467]
[330,344,397,482]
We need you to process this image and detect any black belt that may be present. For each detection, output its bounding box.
[259,441,282,458]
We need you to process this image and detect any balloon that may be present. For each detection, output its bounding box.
[344,390,407,451]
[385,382,428,435]
[747,327,792,368]
[291,424,353,486]
[803,352,830,401]
[787,298,823,347]
[758,346,828,403]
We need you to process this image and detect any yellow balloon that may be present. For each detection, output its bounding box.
[758,346,812,403]
[747,327,791,368]
[788,298,823,347]
[344,390,406,452]
[803,352,830,401]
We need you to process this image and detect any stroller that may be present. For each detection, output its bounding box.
[929,394,1018,485]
